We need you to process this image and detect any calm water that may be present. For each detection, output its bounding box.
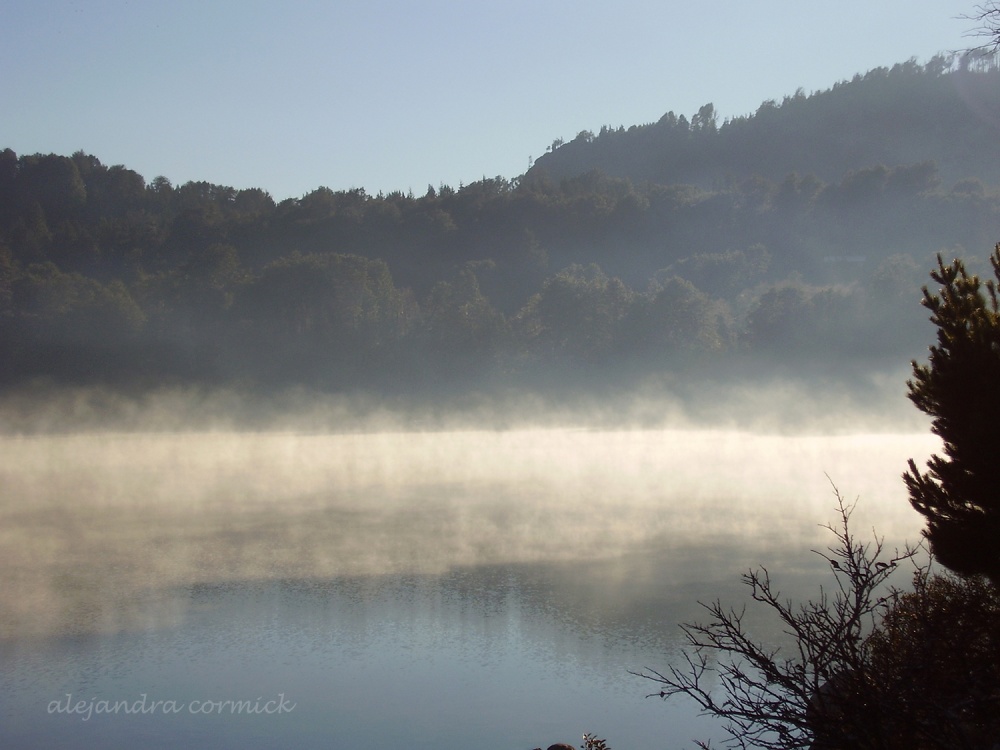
[0,428,936,749]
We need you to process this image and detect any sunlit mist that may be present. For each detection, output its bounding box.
[0,423,937,640]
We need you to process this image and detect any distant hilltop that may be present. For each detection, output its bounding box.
[527,55,1000,189]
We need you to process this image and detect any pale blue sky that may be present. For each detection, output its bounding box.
[1,1,976,200]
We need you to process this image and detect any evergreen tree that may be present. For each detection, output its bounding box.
[904,244,1000,585]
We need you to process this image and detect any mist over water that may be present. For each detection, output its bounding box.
[0,388,939,748]
[1,404,935,639]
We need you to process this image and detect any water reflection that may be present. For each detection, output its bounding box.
[0,428,936,748]
[0,561,789,750]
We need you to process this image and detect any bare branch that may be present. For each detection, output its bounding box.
[636,484,920,749]
[961,3,1000,51]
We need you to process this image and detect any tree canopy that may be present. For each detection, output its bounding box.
[904,245,1000,585]
[1,60,999,397]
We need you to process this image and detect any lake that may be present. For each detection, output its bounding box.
[0,427,937,749]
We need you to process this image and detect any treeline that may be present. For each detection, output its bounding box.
[532,55,1000,189]
[2,60,1000,395]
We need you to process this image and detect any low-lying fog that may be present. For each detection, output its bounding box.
[0,383,943,748]
[0,385,938,641]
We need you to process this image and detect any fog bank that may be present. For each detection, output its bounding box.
[1,425,937,640]
[0,368,926,436]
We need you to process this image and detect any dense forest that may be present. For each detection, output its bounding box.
[2,56,999,402]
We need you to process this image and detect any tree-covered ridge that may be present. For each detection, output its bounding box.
[530,56,1000,188]
[1,58,999,394]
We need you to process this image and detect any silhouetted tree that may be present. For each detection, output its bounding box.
[637,488,918,750]
[865,569,1000,747]
[904,245,1000,585]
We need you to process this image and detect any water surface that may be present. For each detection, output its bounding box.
[0,428,936,748]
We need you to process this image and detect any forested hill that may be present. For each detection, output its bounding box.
[529,56,1000,189]
[1,56,999,401]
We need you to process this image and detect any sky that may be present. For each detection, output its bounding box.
[1,0,981,201]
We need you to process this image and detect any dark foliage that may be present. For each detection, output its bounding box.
[865,570,1000,748]
[904,245,1000,585]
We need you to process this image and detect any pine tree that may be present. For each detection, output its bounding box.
[904,244,1000,585]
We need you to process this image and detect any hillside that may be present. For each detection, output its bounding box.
[529,55,1000,189]
[1,56,999,407]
